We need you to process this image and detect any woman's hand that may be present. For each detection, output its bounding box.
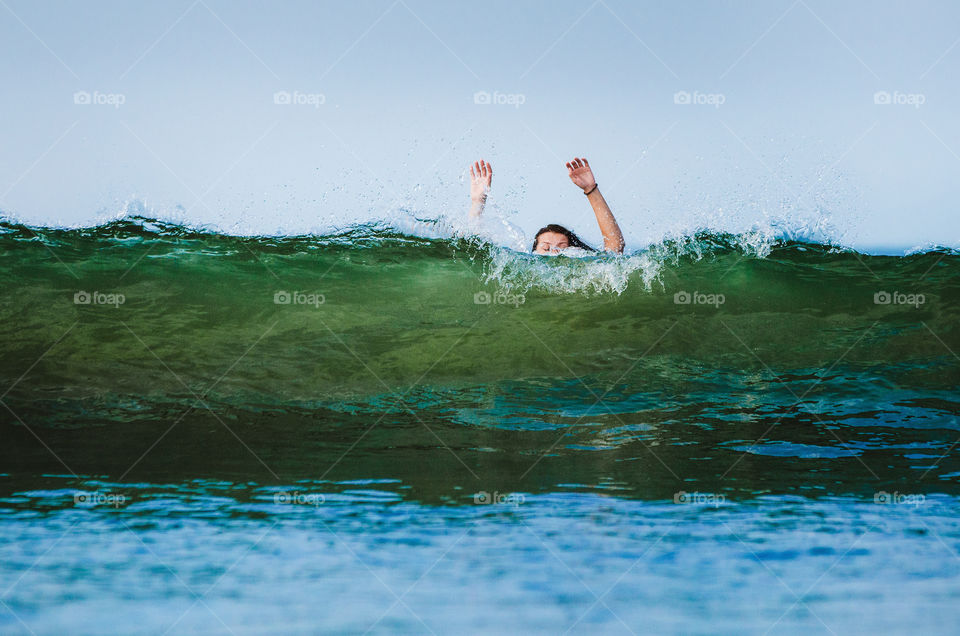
[567,156,624,253]
[470,160,492,201]
[566,157,596,192]
[468,159,492,219]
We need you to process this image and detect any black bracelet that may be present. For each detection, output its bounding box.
[583,183,598,195]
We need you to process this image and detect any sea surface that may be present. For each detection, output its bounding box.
[1,217,959,634]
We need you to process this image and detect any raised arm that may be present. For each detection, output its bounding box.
[566,157,624,254]
[468,159,492,219]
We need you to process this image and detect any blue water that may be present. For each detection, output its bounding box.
[4,484,960,635]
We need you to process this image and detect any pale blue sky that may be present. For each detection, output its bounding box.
[1,0,958,250]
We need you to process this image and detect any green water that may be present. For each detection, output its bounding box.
[1,218,959,634]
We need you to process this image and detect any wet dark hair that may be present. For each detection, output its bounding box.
[531,224,595,253]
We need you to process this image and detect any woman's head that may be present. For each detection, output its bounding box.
[532,224,595,254]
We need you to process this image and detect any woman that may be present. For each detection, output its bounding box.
[468,157,625,255]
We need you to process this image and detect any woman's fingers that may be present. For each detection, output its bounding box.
[469,160,493,184]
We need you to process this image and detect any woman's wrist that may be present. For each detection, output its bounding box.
[583,183,598,195]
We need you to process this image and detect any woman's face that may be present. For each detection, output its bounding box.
[534,231,569,254]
